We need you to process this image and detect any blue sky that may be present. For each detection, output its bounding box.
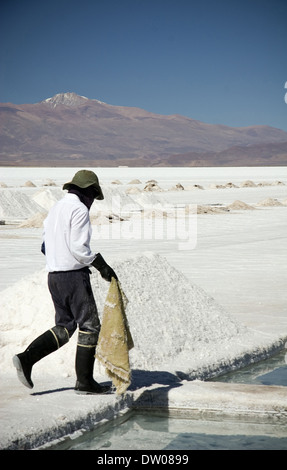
[1,0,287,130]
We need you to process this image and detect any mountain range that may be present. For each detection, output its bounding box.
[1,92,287,167]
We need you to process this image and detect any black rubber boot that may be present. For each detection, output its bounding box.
[75,331,111,395]
[13,326,69,389]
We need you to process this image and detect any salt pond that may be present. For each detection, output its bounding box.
[49,409,287,451]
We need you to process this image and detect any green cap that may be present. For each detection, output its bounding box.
[63,170,104,200]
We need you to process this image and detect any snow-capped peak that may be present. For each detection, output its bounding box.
[42,92,105,107]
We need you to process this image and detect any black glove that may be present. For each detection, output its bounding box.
[92,253,117,282]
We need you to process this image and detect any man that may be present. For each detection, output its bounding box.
[13,170,117,394]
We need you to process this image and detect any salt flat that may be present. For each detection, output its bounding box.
[1,166,286,331]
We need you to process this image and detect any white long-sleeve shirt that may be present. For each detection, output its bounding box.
[43,193,95,272]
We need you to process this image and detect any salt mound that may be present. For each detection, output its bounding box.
[90,186,142,217]
[256,198,283,207]
[257,181,272,187]
[228,200,255,211]
[0,254,272,381]
[0,189,44,220]
[128,179,141,184]
[18,212,47,228]
[146,179,158,184]
[169,183,184,191]
[125,186,141,195]
[240,180,257,188]
[23,181,36,187]
[32,188,64,211]
[144,182,163,192]
[271,180,285,186]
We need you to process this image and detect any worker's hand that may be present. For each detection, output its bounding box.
[92,253,118,282]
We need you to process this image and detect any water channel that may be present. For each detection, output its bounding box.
[49,350,287,450]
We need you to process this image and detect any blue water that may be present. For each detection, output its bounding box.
[212,349,287,386]
[50,410,287,450]
[49,351,287,450]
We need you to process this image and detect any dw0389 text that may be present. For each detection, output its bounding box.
[141,454,188,465]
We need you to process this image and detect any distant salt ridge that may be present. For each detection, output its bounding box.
[0,186,145,223]
[1,184,286,226]
[0,253,279,382]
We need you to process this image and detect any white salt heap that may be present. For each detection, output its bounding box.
[0,189,44,221]
[0,253,281,381]
[32,187,63,211]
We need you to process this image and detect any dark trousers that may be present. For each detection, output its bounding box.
[48,268,100,339]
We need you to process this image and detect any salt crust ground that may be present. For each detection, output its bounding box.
[0,167,287,449]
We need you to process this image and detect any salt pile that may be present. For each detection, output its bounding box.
[0,253,279,383]
[144,182,163,192]
[240,180,257,188]
[256,198,283,207]
[32,188,64,211]
[23,181,36,188]
[18,212,47,228]
[128,179,141,184]
[90,186,142,217]
[170,183,185,191]
[125,186,141,195]
[0,189,44,221]
[228,200,255,211]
